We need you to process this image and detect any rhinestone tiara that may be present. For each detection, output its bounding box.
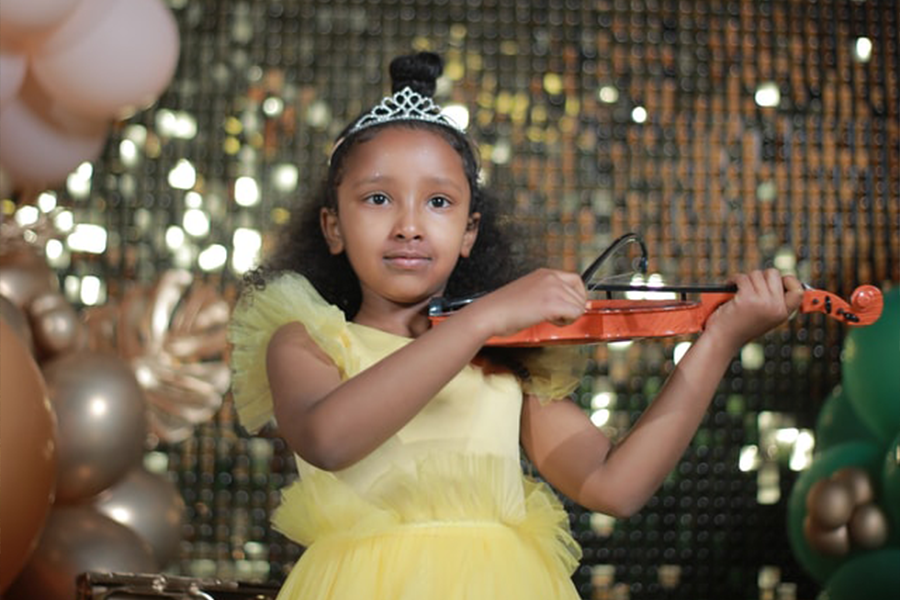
[331,86,465,156]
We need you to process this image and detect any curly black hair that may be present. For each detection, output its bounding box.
[244,52,536,318]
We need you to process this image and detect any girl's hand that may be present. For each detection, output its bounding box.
[464,268,588,339]
[704,269,805,350]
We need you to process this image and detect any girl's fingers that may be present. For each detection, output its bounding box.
[730,272,750,293]
[763,268,782,293]
[750,269,772,295]
[782,274,805,313]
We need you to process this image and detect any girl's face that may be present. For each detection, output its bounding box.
[321,126,480,314]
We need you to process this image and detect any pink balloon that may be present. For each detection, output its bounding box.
[0,48,27,110]
[31,0,180,119]
[0,79,108,189]
[0,0,82,36]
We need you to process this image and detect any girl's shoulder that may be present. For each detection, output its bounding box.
[228,271,358,432]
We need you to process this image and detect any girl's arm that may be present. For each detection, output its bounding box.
[268,268,587,471]
[520,269,804,517]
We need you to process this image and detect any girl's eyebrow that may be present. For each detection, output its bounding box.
[423,175,467,194]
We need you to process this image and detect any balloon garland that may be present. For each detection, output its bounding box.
[0,0,180,190]
[788,286,900,598]
[0,217,232,597]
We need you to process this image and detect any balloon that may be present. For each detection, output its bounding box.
[0,0,82,38]
[28,290,85,360]
[43,352,148,503]
[806,479,854,529]
[0,45,27,110]
[94,466,186,567]
[814,386,880,452]
[802,518,850,557]
[0,165,12,197]
[882,432,900,542]
[0,85,109,188]
[830,467,875,505]
[847,504,889,550]
[821,549,900,600]
[0,294,34,353]
[0,249,59,310]
[841,286,900,444]
[14,74,110,136]
[30,0,180,119]
[787,441,883,584]
[0,319,57,592]
[4,506,157,600]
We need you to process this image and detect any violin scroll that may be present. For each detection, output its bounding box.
[800,285,884,326]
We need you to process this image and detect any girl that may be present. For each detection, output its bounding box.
[229,52,804,599]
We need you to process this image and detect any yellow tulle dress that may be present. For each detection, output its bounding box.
[228,272,584,599]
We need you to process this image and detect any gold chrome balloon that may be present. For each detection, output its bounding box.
[93,466,186,568]
[831,467,875,505]
[3,506,157,600]
[806,478,854,529]
[848,503,889,549]
[42,352,147,503]
[802,516,850,557]
[28,291,84,359]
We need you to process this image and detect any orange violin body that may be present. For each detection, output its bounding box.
[429,285,884,348]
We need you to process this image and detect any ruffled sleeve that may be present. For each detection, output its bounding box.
[227,272,358,433]
[519,346,588,404]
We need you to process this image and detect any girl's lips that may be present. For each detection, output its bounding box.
[384,254,431,269]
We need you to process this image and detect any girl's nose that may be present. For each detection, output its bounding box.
[393,205,422,240]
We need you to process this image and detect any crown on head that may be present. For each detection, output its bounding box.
[331,86,465,156]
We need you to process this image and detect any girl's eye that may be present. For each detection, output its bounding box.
[365,193,389,206]
[429,196,451,209]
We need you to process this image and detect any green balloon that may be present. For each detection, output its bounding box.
[815,386,881,452]
[882,432,900,545]
[787,442,883,584]
[822,549,900,600]
[841,286,900,445]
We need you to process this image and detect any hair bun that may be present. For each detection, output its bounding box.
[389,52,443,97]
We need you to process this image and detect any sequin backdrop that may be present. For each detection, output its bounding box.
[22,0,900,598]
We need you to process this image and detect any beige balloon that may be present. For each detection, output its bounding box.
[42,352,148,503]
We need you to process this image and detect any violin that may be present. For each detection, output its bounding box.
[428,233,885,348]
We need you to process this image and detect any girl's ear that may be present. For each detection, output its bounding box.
[460,212,480,258]
[320,208,344,255]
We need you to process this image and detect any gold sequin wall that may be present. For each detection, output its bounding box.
[13,0,900,599]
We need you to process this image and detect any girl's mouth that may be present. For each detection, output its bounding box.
[384,254,431,269]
